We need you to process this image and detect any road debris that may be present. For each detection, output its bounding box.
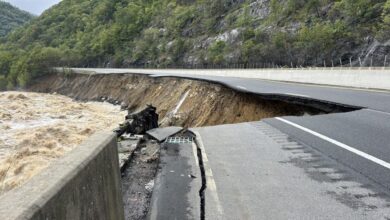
[115,105,159,137]
[121,138,161,220]
[145,180,154,193]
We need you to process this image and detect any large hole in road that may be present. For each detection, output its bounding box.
[29,73,358,128]
[28,72,360,219]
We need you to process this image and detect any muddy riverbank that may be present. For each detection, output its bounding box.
[30,73,324,128]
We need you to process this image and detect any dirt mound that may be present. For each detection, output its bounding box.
[0,91,125,195]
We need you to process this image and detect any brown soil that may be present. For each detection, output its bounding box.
[29,73,320,128]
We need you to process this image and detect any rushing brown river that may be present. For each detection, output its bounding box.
[0,91,125,195]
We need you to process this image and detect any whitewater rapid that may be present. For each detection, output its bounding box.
[0,91,126,195]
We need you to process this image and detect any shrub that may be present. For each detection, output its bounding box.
[208,40,227,64]
[0,75,7,90]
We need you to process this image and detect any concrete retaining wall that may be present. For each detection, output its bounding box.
[0,131,124,220]
[64,67,390,91]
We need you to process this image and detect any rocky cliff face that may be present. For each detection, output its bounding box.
[115,0,390,68]
[2,0,390,89]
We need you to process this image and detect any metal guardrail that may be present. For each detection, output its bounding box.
[56,66,390,72]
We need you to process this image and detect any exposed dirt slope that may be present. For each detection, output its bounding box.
[30,73,320,128]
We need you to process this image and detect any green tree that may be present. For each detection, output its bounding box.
[379,0,390,40]
[241,40,256,63]
[0,75,7,90]
[295,21,347,63]
[235,3,253,27]
[208,40,226,64]
[0,51,13,76]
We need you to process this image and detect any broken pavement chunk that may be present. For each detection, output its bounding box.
[115,105,159,136]
[146,127,184,142]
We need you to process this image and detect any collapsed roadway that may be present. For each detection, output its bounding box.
[30,68,390,219]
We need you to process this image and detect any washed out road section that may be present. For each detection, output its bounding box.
[0,91,125,195]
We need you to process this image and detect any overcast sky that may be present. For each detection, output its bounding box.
[4,0,61,15]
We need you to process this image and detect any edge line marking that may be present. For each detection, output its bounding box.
[285,93,309,98]
[236,86,247,90]
[275,117,390,170]
[193,131,224,217]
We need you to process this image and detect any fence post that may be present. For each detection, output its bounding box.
[339,58,342,67]
[370,56,373,69]
[349,57,352,68]
[384,55,387,69]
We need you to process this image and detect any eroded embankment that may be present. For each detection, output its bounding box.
[29,73,325,128]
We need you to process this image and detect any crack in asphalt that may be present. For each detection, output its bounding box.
[191,132,206,220]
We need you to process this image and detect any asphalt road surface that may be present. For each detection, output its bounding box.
[193,122,390,219]
[73,68,390,219]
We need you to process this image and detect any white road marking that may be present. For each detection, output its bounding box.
[284,93,310,98]
[259,78,390,94]
[192,143,199,167]
[193,131,224,217]
[275,117,390,170]
[236,86,247,90]
[364,108,390,116]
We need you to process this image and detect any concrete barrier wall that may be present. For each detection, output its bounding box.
[0,131,124,220]
[63,68,390,91]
